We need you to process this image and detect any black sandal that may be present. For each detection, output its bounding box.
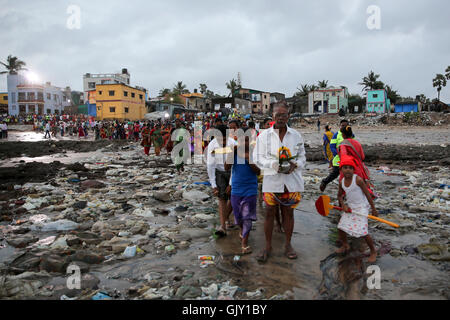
[256,249,271,263]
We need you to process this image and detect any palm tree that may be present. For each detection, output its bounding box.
[359,71,384,92]
[158,88,171,97]
[385,85,400,105]
[433,74,447,101]
[172,81,189,96]
[226,78,241,97]
[295,84,310,97]
[318,80,328,88]
[0,55,27,75]
[199,83,207,95]
[445,66,450,81]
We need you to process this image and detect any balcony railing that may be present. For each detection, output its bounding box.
[18,98,45,103]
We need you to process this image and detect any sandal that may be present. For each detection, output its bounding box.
[226,221,237,230]
[241,246,252,255]
[256,249,271,263]
[285,247,298,260]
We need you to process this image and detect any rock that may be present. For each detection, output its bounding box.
[192,214,215,221]
[70,251,104,264]
[182,190,210,202]
[174,205,188,212]
[80,274,100,290]
[176,286,202,299]
[6,235,39,248]
[36,220,79,232]
[142,288,163,300]
[12,227,31,235]
[153,191,172,202]
[132,208,154,218]
[50,236,69,249]
[40,254,70,273]
[100,237,131,253]
[81,180,106,189]
[201,283,219,297]
[73,201,87,210]
[179,228,210,240]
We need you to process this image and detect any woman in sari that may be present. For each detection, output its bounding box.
[141,124,152,155]
[151,124,164,156]
[164,124,174,155]
[323,125,334,168]
[100,126,106,139]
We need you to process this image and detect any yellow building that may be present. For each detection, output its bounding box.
[95,83,146,120]
[0,93,8,114]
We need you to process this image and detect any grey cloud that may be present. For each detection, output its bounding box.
[0,0,449,101]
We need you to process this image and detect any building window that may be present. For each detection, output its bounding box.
[124,91,128,97]
[47,93,51,100]
[3,95,7,101]
[97,106,101,111]
[47,109,51,114]
[11,92,16,103]
[98,91,102,95]
[88,82,96,89]
[139,94,143,100]
[131,92,135,98]
[109,91,115,96]
[125,107,129,113]
[54,94,57,101]
[110,107,115,113]
[12,105,16,110]
[373,94,378,98]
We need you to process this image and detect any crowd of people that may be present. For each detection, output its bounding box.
[3,106,379,264]
[141,101,377,264]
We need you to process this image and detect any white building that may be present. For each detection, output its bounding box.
[308,87,349,114]
[7,74,72,116]
[83,68,130,102]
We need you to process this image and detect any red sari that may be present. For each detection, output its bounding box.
[339,138,375,197]
[338,138,369,181]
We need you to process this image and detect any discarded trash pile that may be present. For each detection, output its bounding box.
[1,139,449,300]
[0,143,295,300]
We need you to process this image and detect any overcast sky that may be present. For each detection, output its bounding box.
[1,0,449,101]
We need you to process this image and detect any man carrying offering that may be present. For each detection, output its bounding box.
[254,102,306,263]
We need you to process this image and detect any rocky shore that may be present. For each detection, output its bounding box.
[0,137,449,300]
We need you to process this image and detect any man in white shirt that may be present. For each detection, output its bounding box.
[253,102,306,263]
[44,122,51,139]
[206,124,237,236]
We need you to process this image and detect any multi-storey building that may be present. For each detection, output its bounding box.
[236,88,271,114]
[0,92,8,115]
[7,74,71,116]
[308,87,348,114]
[95,83,146,120]
[366,89,391,113]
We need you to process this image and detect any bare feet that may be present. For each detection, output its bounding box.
[368,251,377,263]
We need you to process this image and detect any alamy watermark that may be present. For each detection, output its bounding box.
[66,5,81,30]
[66,264,81,289]
[366,265,381,289]
[366,5,381,30]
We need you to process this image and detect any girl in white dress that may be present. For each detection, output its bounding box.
[337,155,378,263]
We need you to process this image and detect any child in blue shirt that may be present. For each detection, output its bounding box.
[225,128,261,255]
